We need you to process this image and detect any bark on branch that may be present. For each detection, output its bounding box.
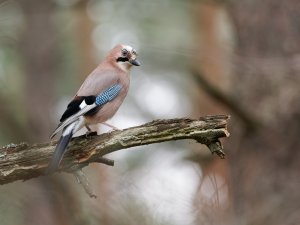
[0,115,230,185]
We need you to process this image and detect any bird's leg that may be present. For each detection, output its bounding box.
[101,122,120,131]
[85,125,97,138]
[85,125,92,132]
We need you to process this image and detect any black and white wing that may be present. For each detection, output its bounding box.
[50,84,123,139]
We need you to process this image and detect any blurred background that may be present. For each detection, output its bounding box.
[0,0,300,224]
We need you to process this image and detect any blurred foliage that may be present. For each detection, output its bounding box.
[0,0,300,225]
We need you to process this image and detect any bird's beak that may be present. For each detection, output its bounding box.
[129,58,141,66]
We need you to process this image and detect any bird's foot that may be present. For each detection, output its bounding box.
[85,131,97,139]
[85,125,97,138]
[101,122,120,131]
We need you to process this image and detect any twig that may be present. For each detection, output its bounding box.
[0,116,230,186]
[192,70,260,132]
[73,170,97,198]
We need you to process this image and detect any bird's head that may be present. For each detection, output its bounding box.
[108,44,141,71]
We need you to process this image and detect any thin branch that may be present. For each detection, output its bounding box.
[0,115,230,185]
[192,70,260,132]
[73,170,97,198]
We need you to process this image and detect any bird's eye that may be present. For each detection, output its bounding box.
[132,49,137,55]
[121,49,128,56]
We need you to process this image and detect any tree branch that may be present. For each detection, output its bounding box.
[191,70,260,132]
[0,115,230,185]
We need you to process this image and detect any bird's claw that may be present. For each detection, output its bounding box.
[85,131,97,139]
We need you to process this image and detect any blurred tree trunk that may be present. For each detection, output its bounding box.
[19,0,57,142]
[226,0,300,224]
[192,1,231,114]
[191,2,232,224]
[73,0,97,79]
[17,2,79,225]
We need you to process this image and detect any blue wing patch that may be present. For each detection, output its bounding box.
[51,84,123,138]
[95,84,122,106]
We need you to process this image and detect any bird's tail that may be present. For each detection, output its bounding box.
[46,123,76,174]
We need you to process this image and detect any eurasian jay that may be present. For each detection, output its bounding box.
[47,44,140,173]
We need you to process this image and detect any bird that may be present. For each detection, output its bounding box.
[47,44,140,174]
